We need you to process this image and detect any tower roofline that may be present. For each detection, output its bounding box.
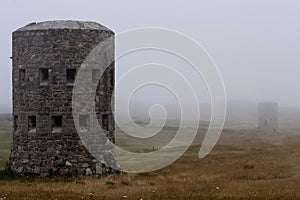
[15,20,113,32]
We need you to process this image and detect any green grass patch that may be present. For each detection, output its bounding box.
[0,117,12,170]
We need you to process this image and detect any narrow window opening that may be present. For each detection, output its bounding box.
[102,114,109,131]
[79,115,89,131]
[52,116,62,132]
[92,69,100,83]
[14,115,18,132]
[66,69,76,84]
[110,69,114,78]
[28,116,36,132]
[39,68,49,86]
[19,69,26,85]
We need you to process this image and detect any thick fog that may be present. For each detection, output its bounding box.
[1,0,300,113]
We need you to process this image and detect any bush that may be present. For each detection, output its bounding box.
[0,169,19,181]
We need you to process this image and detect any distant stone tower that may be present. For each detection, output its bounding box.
[9,21,115,176]
[258,102,278,132]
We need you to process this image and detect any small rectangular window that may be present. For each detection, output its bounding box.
[79,115,89,127]
[19,69,26,85]
[52,116,62,132]
[102,114,109,131]
[28,116,36,132]
[14,115,18,132]
[92,69,100,83]
[66,69,76,83]
[39,68,49,85]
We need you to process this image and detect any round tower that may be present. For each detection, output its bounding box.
[9,21,115,176]
[258,102,278,133]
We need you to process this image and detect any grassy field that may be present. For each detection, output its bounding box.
[0,115,12,169]
[0,116,299,199]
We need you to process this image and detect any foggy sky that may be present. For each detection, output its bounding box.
[1,0,300,108]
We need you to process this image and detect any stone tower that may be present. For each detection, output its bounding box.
[258,102,278,132]
[9,21,115,176]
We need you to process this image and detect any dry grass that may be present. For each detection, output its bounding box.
[0,129,299,200]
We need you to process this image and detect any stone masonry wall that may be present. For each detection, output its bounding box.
[9,21,116,176]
